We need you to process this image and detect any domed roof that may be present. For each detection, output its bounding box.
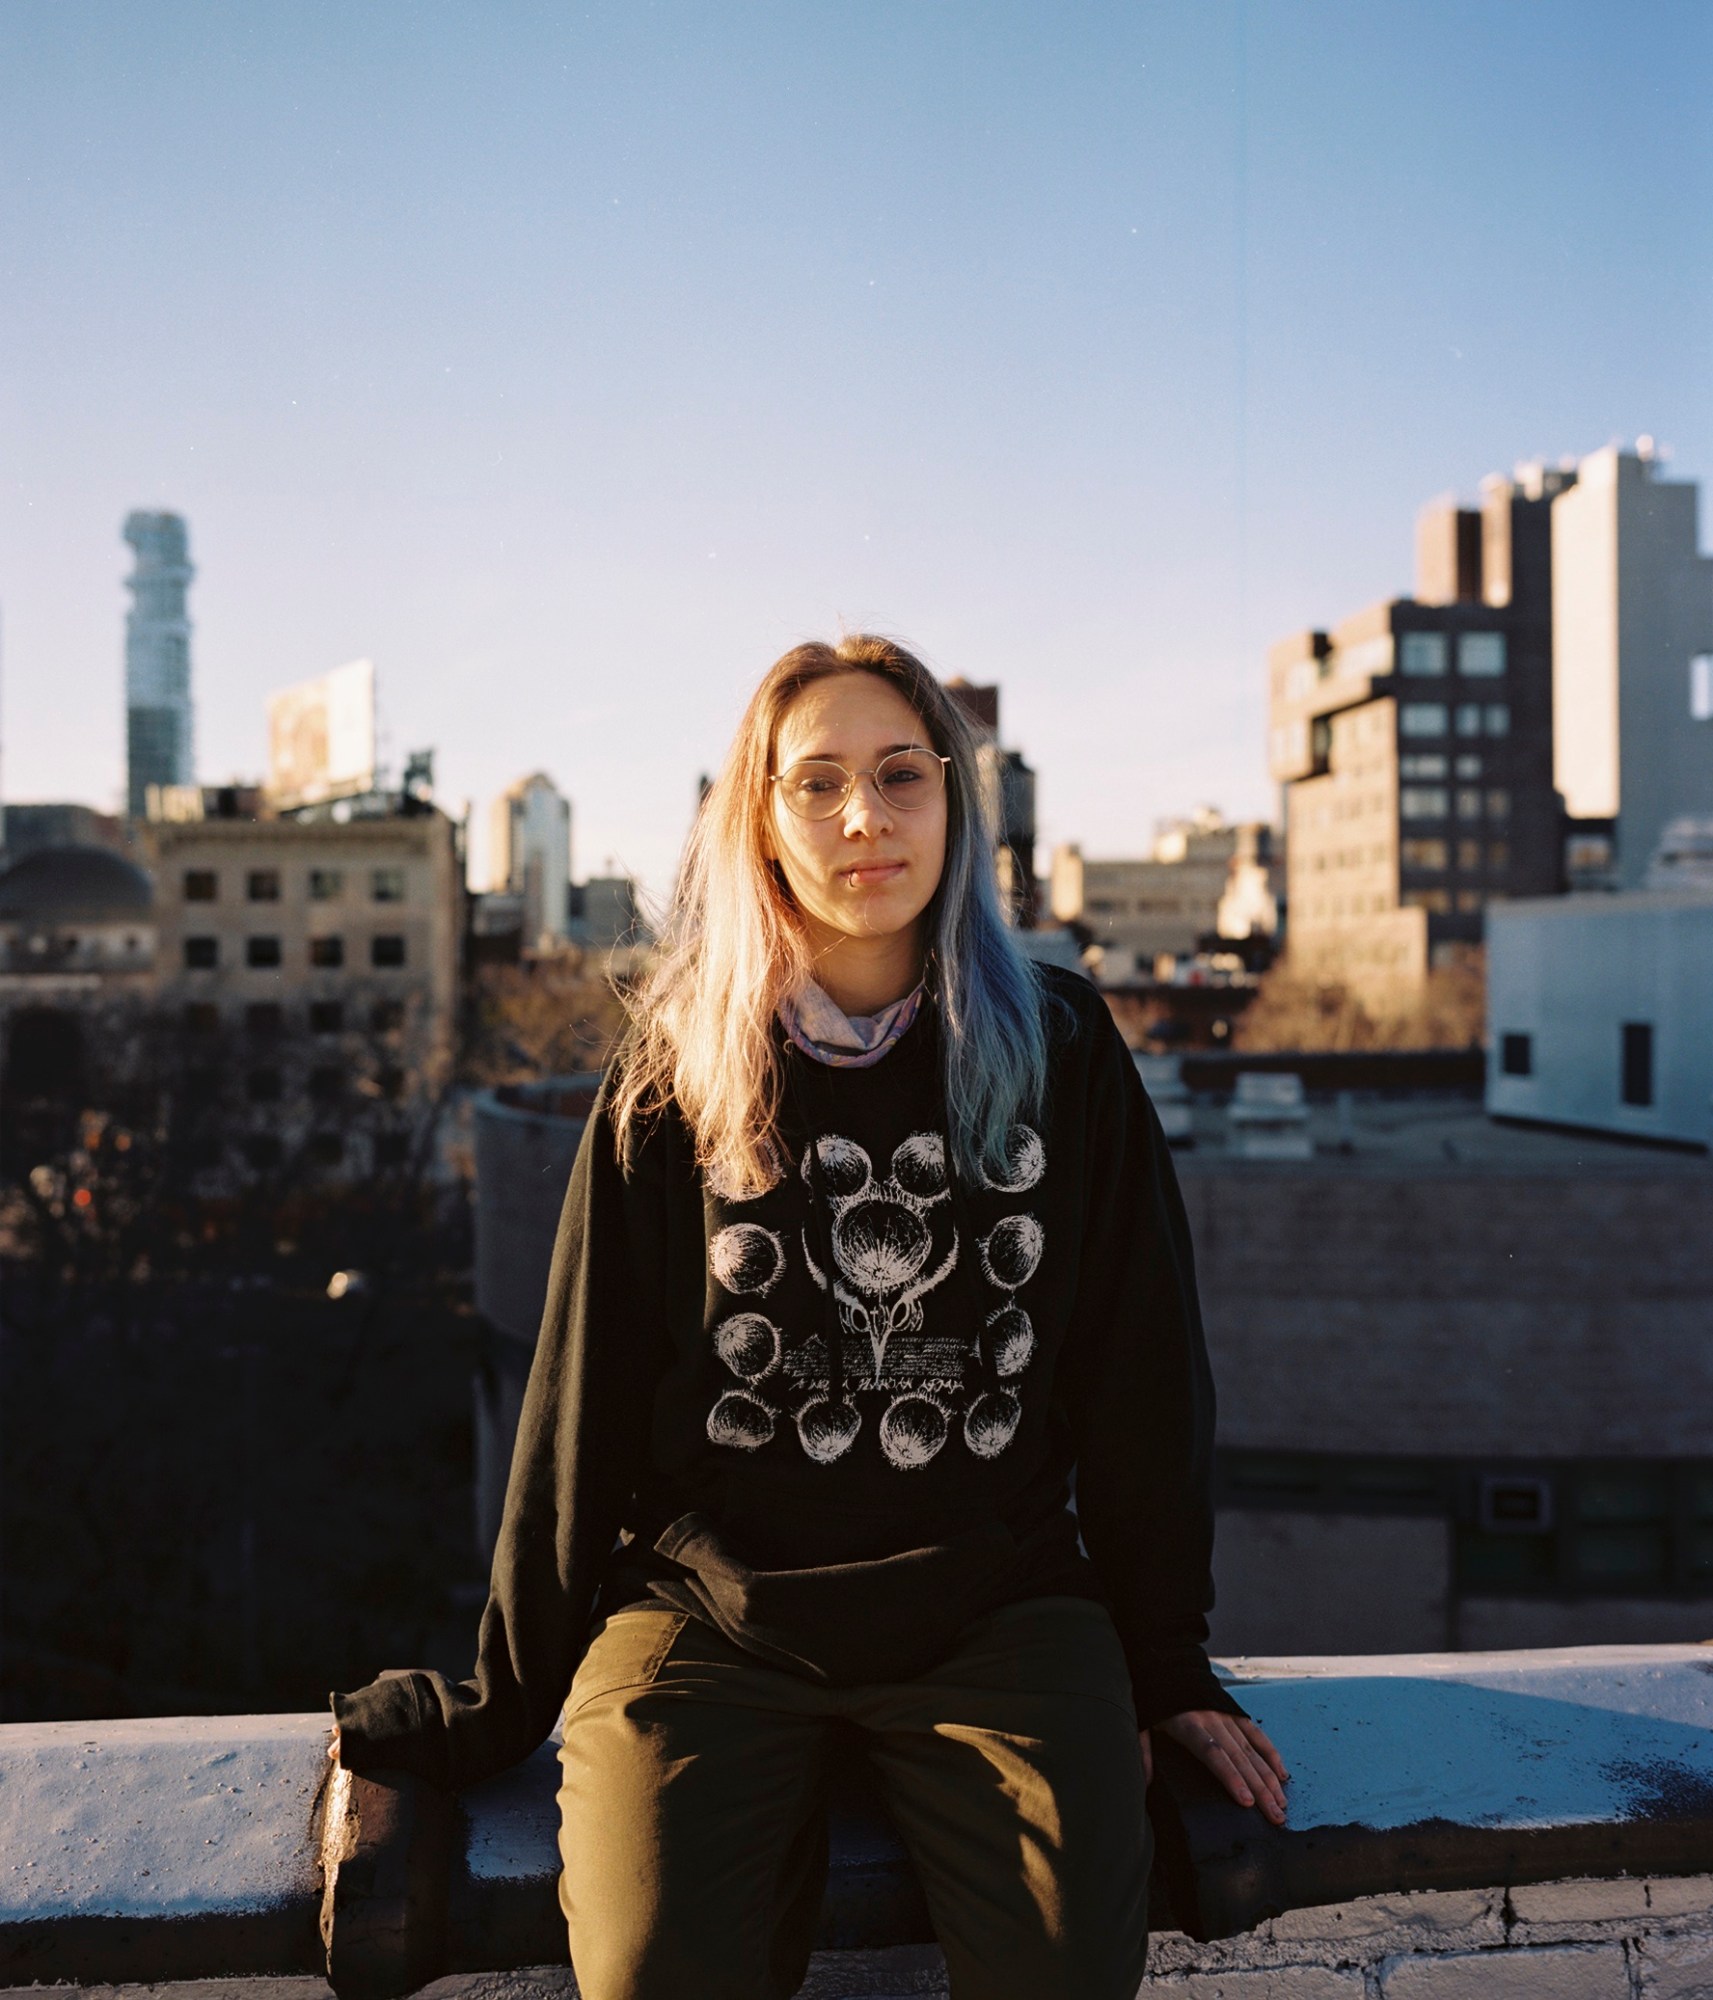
[0,844,154,921]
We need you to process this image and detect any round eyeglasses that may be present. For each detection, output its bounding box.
[770,749,951,821]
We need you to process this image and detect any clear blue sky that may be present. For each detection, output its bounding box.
[2,1,1708,896]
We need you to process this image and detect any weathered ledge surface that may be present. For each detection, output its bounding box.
[2,1646,1710,1996]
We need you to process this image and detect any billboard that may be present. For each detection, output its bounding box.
[267,658,376,809]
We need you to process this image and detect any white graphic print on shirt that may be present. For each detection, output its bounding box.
[704,1126,1045,1470]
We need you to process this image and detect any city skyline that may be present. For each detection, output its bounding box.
[1,2,1709,897]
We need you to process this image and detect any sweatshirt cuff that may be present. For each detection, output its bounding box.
[1126,1647,1249,1733]
[329,1671,450,1789]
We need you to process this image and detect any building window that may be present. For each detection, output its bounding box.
[376,1065,405,1101]
[374,1132,411,1167]
[1621,1022,1654,1108]
[184,936,218,969]
[1455,753,1483,778]
[309,869,344,901]
[1400,839,1448,870]
[1487,789,1511,821]
[371,934,407,968]
[1484,704,1510,737]
[1400,787,1449,820]
[1455,890,1483,913]
[311,936,345,969]
[309,1132,345,1166]
[244,1134,283,1170]
[183,1001,219,1034]
[371,999,406,1033]
[184,869,218,902]
[1489,840,1510,871]
[1401,753,1448,779]
[309,1065,344,1103]
[309,1000,344,1033]
[1456,841,1482,871]
[1399,632,1448,677]
[1401,888,1451,913]
[1691,654,1713,721]
[1459,632,1507,677]
[1501,1032,1533,1076]
[246,1002,283,1036]
[372,867,407,903]
[1400,703,1448,738]
[1456,789,1483,821]
[1454,703,1483,737]
[246,935,282,968]
[247,1068,282,1103]
[247,869,281,902]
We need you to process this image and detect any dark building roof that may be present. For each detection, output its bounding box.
[0,844,154,922]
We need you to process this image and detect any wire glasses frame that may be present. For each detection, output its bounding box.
[770,749,952,821]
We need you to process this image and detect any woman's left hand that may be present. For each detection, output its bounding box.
[1140,1710,1290,1825]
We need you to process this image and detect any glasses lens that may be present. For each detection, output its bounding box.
[876,750,945,810]
[777,761,851,820]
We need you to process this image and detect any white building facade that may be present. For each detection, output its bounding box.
[490,773,572,945]
[1486,890,1713,1149]
[1551,444,1713,887]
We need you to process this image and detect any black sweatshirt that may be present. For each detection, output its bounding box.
[333,965,1243,1790]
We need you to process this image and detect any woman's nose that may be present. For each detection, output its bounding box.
[841,772,894,833]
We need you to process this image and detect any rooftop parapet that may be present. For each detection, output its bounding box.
[3,1645,1710,1996]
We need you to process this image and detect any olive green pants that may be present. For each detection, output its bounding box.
[556,1594,1151,2000]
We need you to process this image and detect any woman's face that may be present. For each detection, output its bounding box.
[767,672,949,961]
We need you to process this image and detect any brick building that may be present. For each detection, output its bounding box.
[1269,463,1571,990]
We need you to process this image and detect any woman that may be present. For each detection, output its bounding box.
[332,635,1287,2000]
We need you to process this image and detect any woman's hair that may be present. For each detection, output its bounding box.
[612,634,1048,1196]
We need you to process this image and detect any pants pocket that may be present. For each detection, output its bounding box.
[563,1607,688,1719]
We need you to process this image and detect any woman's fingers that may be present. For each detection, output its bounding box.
[1162,1712,1289,1823]
[1239,1716,1290,1784]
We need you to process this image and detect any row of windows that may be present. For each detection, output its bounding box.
[1217,1447,1713,1599]
[1400,752,1486,780]
[1397,631,1507,678]
[243,1131,412,1169]
[184,999,406,1036]
[181,1130,414,1171]
[1500,1022,1657,1107]
[183,934,408,971]
[1400,786,1511,823]
[1400,839,1510,873]
[241,1066,404,1103]
[1401,888,1499,915]
[1400,701,1510,740]
[183,866,408,904]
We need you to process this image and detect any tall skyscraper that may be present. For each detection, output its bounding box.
[491,772,573,944]
[123,511,195,817]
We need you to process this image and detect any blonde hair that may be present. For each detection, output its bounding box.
[612,636,1047,1195]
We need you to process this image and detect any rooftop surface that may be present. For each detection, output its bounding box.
[1169,1094,1713,1178]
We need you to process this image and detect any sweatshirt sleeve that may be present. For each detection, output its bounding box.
[1055,997,1246,1733]
[330,1065,673,1791]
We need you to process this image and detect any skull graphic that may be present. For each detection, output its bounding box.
[801,1132,959,1380]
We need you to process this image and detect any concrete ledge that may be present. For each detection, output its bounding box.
[4,1645,1712,1995]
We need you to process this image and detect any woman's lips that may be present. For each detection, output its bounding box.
[842,861,906,888]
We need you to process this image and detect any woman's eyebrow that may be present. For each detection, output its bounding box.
[787,740,924,763]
